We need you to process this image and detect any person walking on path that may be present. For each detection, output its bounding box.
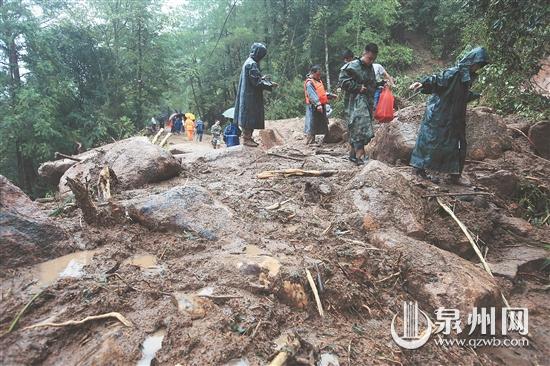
[185,116,195,141]
[304,65,337,145]
[211,120,222,149]
[234,42,278,147]
[195,118,205,142]
[409,47,489,185]
[338,43,380,165]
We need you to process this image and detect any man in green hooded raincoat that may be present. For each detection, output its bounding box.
[338,43,381,165]
[409,47,489,184]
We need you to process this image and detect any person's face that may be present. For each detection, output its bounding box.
[343,57,353,63]
[361,51,377,66]
[312,70,322,79]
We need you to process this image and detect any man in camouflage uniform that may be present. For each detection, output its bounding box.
[338,43,380,165]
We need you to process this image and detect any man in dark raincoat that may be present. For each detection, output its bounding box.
[304,65,337,144]
[234,42,278,147]
[409,47,489,184]
[338,43,380,165]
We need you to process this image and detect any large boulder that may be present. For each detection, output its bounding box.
[58,137,182,196]
[0,176,69,268]
[475,170,521,198]
[124,185,233,240]
[347,160,425,238]
[370,230,502,314]
[529,121,550,159]
[366,105,512,165]
[38,151,97,185]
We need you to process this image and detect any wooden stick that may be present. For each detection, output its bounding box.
[23,312,133,330]
[159,133,172,147]
[269,351,289,366]
[436,197,510,307]
[306,269,324,317]
[7,291,43,333]
[54,152,81,162]
[507,126,534,146]
[422,192,492,198]
[264,198,293,210]
[267,152,304,161]
[151,128,164,144]
[257,168,337,179]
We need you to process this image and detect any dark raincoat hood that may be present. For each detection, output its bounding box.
[250,43,267,62]
[457,47,489,82]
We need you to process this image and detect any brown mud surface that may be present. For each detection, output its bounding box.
[1,116,549,366]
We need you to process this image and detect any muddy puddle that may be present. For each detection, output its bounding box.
[137,329,165,366]
[173,287,215,319]
[224,358,250,366]
[123,254,164,275]
[33,250,99,288]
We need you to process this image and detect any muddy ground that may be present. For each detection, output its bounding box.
[0,117,549,366]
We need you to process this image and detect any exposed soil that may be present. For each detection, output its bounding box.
[0,116,548,366]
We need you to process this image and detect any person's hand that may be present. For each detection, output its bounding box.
[271,81,279,88]
[316,105,323,113]
[409,82,422,91]
[359,85,368,94]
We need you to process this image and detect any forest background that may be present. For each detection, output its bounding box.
[1,0,548,195]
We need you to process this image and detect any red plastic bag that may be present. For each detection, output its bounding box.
[374,87,395,123]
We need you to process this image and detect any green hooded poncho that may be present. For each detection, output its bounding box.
[410,47,489,174]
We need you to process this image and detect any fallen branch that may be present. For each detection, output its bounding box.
[257,168,337,179]
[375,271,401,284]
[23,312,132,330]
[151,128,164,144]
[305,269,324,317]
[266,152,305,161]
[66,177,99,223]
[54,152,81,162]
[436,197,510,307]
[264,198,293,210]
[159,133,173,147]
[7,290,43,333]
[422,192,492,198]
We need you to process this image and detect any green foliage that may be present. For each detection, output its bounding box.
[517,182,550,227]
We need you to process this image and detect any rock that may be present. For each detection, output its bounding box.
[366,105,512,165]
[278,280,308,309]
[38,159,77,185]
[124,185,232,240]
[258,129,284,150]
[323,119,346,143]
[0,175,69,268]
[476,170,520,198]
[370,230,502,315]
[347,160,425,238]
[491,246,548,280]
[497,215,533,236]
[59,137,182,196]
[529,121,550,159]
[318,353,340,366]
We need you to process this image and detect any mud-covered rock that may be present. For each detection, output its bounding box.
[124,185,232,240]
[529,121,550,159]
[476,170,520,198]
[0,175,69,268]
[370,230,502,314]
[323,119,346,143]
[366,105,512,165]
[491,246,548,280]
[347,160,425,238]
[496,215,533,236]
[59,137,182,196]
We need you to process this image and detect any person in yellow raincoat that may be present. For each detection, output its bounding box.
[185,116,195,141]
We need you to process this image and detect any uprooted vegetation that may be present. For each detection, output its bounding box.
[0,109,549,366]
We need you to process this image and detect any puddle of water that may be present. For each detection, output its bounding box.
[235,246,281,277]
[224,358,250,366]
[34,250,99,288]
[124,254,158,268]
[259,257,281,277]
[137,329,165,366]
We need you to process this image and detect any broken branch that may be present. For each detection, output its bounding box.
[305,268,324,317]
[257,168,337,179]
[54,152,81,162]
[23,312,133,330]
[422,192,492,198]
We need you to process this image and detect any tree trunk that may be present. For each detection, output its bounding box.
[136,15,143,127]
[190,78,203,118]
[324,19,330,91]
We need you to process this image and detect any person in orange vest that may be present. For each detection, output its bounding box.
[304,65,337,145]
[185,116,195,141]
